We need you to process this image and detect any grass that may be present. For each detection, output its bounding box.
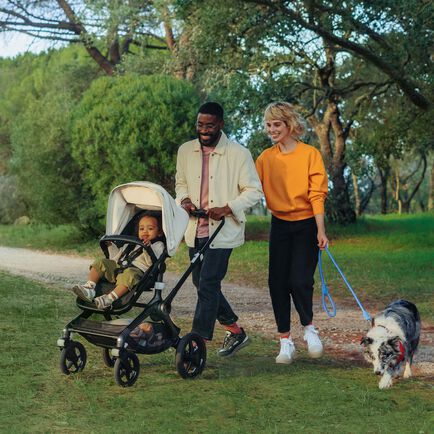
[0,212,433,318]
[1,271,433,433]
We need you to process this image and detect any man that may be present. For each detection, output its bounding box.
[175,102,262,356]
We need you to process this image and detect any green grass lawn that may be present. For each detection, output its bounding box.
[1,272,433,433]
[1,213,433,319]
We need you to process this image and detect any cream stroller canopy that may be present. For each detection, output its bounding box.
[105,181,189,257]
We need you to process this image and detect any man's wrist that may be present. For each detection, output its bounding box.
[181,198,192,205]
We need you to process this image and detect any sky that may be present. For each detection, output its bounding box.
[0,32,57,58]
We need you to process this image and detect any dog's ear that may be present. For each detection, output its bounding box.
[360,336,373,346]
[387,336,401,352]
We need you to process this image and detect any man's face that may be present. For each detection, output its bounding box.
[196,113,224,147]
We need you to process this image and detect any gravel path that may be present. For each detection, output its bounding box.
[0,246,432,378]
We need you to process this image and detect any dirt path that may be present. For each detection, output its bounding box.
[0,246,432,378]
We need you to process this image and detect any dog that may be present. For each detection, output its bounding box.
[360,300,420,389]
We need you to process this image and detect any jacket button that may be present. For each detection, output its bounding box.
[210,200,213,203]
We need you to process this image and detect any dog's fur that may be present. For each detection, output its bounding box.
[361,300,420,389]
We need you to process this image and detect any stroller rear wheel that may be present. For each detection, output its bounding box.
[102,348,116,368]
[114,353,140,387]
[60,341,87,375]
[175,333,206,379]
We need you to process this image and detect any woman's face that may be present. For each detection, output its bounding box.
[265,119,291,143]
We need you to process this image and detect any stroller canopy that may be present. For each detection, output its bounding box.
[106,181,189,257]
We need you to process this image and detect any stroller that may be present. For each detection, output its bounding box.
[57,181,224,387]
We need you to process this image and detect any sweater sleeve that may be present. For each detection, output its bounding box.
[308,149,328,215]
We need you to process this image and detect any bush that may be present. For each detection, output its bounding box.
[0,175,27,223]
[71,74,200,230]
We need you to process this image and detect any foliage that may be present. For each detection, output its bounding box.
[7,46,100,224]
[71,74,200,230]
[0,175,27,224]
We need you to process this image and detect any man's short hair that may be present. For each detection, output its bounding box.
[198,102,224,120]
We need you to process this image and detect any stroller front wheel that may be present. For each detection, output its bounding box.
[114,353,140,387]
[175,332,206,379]
[60,341,87,375]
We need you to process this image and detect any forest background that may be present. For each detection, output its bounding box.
[0,0,432,233]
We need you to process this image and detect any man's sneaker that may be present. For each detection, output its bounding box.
[71,282,96,302]
[304,325,323,358]
[217,328,250,357]
[276,337,296,364]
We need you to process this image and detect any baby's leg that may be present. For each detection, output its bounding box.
[89,266,101,283]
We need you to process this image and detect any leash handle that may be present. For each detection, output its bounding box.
[318,246,371,321]
[318,249,337,317]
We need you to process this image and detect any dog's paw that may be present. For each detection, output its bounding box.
[403,362,412,378]
[379,376,393,389]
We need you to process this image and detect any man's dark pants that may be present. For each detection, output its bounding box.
[189,237,238,340]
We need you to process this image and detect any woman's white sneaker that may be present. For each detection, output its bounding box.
[276,337,296,364]
[304,325,323,358]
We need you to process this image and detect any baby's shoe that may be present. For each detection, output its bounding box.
[94,293,117,310]
[304,325,323,358]
[276,337,296,364]
[72,281,96,302]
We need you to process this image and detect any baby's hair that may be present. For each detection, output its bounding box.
[264,101,305,138]
[135,210,163,236]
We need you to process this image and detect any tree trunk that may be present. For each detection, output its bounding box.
[378,166,389,214]
[429,157,434,211]
[352,173,361,216]
[310,100,356,224]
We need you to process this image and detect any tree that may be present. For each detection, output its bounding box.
[0,0,170,74]
[174,0,432,222]
[71,74,200,230]
[8,46,99,223]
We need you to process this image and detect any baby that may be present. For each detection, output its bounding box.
[72,211,164,309]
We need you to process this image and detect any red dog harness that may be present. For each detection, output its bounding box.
[396,340,406,364]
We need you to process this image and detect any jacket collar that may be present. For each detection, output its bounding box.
[193,131,228,155]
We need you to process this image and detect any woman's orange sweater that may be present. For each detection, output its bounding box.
[255,142,328,221]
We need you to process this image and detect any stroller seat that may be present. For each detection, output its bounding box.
[75,244,167,315]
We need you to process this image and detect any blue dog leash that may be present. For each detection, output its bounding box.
[318,246,371,321]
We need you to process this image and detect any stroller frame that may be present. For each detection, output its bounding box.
[57,212,224,387]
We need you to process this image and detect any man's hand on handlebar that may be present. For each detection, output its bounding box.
[207,205,232,221]
[181,198,196,215]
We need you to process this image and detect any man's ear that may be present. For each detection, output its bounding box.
[360,336,373,346]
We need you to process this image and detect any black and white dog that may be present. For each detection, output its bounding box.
[361,300,420,389]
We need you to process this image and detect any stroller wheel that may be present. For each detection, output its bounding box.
[102,348,116,368]
[175,333,206,379]
[114,353,140,387]
[60,341,87,375]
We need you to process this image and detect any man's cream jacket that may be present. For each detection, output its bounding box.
[175,132,263,249]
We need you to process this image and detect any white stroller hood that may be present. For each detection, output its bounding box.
[105,181,189,256]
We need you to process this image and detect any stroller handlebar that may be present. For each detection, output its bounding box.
[190,208,208,218]
[190,208,226,223]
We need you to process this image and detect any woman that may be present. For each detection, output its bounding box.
[256,101,328,364]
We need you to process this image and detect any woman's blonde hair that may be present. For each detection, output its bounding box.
[264,101,305,138]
